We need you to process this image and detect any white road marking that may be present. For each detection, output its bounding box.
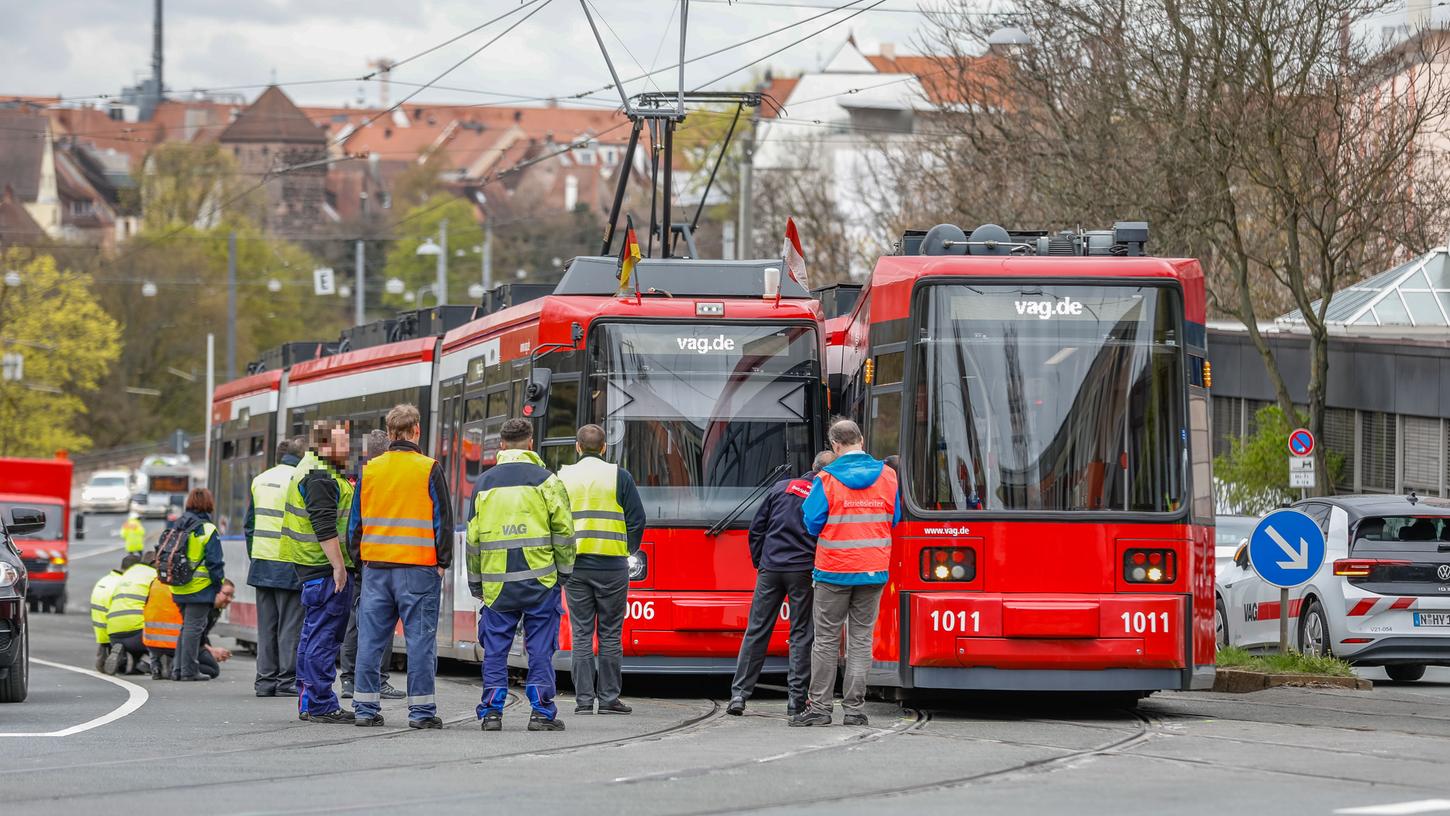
[0,658,148,737]
[69,545,125,561]
[1336,801,1450,815]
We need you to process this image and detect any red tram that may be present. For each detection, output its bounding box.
[824,223,1216,695]
[211,258,826,672]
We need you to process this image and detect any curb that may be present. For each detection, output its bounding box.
[1212,668,1372,693]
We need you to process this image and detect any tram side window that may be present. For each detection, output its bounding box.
[869,390,902,460]
[546,378,579,440]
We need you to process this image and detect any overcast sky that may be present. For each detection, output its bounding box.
[4,1,972,109]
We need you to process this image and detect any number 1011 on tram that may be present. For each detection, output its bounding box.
[825,222,1216,697]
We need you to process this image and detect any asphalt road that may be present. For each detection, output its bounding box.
[5,514,1450,815]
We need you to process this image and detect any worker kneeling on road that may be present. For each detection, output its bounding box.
[100,554,151,675]
[121,513,146,555]
[792,420,899,728]
[467,418,575,732]
[142,576,234,679]
[557,423,645,716]
[281,420,356,724]
[347,405,453,730]
[728,451,834,718]
[90,555,135,671]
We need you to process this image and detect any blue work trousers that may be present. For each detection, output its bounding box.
[353,565,441,722]
[296,574,354,717]
[478,587,561,720]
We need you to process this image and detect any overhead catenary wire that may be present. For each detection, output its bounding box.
[55,1,555,269]
[329,0,555,149]
[692,0,888,90]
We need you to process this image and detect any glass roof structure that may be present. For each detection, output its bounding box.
[1280,249,1450,327]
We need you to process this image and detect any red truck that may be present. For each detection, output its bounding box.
[0,456,74,614]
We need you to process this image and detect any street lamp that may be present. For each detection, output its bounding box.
[141,281,158,298]
[385,277,405,295]
[414,218,449,306]
[3,270,19,288]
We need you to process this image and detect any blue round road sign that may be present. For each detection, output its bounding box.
[1248,509,1327,589]
[1288,428,1315,457]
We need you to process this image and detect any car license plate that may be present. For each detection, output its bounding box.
[1414,613,1450,627]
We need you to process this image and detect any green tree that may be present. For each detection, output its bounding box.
[141,143,263,230]
[382,196,485,308]
[85,221,350,448]
[0,250,121,455]
[1215,405,1344,515]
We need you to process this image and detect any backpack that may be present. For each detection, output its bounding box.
[155,515,204,586]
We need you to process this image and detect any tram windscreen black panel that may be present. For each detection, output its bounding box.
[909,284,1186,513]
[588,323,819,522]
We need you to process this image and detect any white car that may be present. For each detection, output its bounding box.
[1217,494,1450,682]
[80,470,132,514]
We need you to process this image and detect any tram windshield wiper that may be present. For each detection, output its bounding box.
[705,463,791,537]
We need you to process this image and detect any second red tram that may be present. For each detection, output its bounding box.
[826,222,1216,694]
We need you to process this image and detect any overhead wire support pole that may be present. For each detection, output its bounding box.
[662,121,675,259]
[601,119,644,255]
[678,0,689,118]
[580,0,634,115]
[647,119,661,258]
[688,103,743,241]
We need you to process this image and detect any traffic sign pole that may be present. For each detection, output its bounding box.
[1279,587,1290,654]
[1248,509,1328,655]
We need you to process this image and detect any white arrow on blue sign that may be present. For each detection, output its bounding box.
[1248,508,1327,589]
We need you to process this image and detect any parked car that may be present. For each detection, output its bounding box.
[81,470,132,514]
[1215,514,1260,576]
[0,505,43,702]
[1217,494,1450,682]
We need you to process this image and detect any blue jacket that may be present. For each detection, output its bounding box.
[245,454,301,590]
[748,472,819,572]
[801,451,900,586]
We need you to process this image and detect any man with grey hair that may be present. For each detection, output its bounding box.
[247,436,305,697]
[792,419,899,728]
[338,428,401,702]
[726,449,835,718]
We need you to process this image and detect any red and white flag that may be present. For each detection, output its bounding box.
[782,217,808,290]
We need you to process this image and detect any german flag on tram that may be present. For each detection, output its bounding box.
[617,214,641,295]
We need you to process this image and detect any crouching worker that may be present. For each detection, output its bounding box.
[102,554,155,675]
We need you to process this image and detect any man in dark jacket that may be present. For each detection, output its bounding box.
[726,450,835,717]
[557,424,647,715]
[246,437,303,697]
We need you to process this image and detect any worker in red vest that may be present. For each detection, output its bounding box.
[791,419,899,728]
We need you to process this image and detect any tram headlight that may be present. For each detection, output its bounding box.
[920,547,975,582]
[628,551,647,582]
[1123,549,1176,584]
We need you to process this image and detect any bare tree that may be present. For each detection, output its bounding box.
[911,0,1450,494]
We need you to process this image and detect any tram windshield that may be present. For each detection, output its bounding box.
[588,322,820,523]
[910,283,1187,514]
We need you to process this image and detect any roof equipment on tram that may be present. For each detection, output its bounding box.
[901,221,1151,257]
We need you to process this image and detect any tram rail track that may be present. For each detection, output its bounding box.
[6,696,725,806]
